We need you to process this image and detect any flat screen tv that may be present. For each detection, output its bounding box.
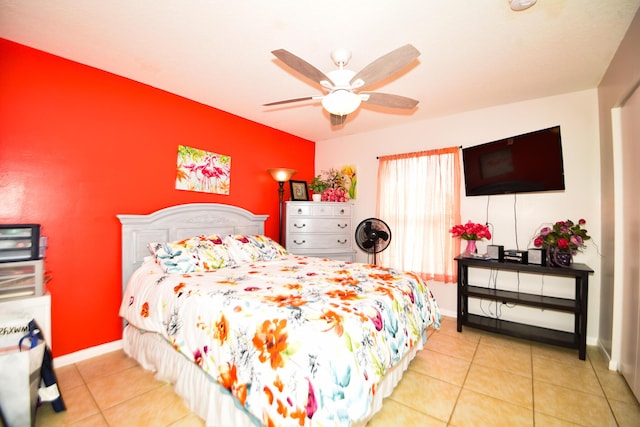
[462,126,565,196]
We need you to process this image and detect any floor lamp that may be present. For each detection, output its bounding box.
[268,168,296,245]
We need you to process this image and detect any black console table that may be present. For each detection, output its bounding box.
[455,256,594,360]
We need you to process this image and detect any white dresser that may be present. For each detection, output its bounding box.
[285,201,356,261]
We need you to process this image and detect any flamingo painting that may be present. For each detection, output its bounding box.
[175,145,231,194]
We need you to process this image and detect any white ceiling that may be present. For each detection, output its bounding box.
[1,0,639,142]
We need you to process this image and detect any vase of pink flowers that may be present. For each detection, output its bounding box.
[449,221,492,255]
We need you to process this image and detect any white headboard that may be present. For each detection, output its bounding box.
[117,203,269,292]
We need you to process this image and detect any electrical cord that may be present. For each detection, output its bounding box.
[540,275,545,312]
[485,195,490,225]
[504,271,519,308]
[479,268,500,318]
[513,193,519,250]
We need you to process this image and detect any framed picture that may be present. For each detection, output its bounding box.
[289,180,309,201]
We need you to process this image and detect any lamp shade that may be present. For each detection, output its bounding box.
[268,168,296,182]
[322,90,362,116]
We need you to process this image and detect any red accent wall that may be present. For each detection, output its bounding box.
[0,39,315,357]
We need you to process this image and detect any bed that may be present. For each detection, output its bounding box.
[118,203,440,427]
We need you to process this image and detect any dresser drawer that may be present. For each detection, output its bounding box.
[289,204,351,217]
[311,204,351,217]
[287,234,352,250]
[288,218,350,234]
[289,205,312,216]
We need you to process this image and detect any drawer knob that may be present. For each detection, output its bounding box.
[293,240,306,245]
[293,223,306,229]
[337,223,347,229]
[337,239,348,245]
[297,209,303,214]
[339,209,345,214]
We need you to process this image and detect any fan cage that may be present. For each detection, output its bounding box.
[354,218,392,264]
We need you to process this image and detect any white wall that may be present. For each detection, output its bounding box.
[597,8,640,367]
[316,89,602,342]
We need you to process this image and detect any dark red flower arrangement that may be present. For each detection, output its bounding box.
[533,219,590,254]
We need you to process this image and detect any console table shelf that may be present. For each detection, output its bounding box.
[465,286,577,312]
[455,257,593,360]
[465,314,577,349]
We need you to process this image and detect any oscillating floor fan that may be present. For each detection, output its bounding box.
[354,218,392,265]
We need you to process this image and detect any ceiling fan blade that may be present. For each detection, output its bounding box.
[271,49,334,86]
[263,96,315,107]
[330,114,346,126]
[350,44,420,89]
[362,92,419,109]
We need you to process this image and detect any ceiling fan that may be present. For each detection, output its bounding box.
[264,44,421,126]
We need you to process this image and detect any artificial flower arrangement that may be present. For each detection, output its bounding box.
[308,168,353,202]
[449,221,492,241]
[449,221,492,256]
[321,187,349,202]
[533,219,590,254]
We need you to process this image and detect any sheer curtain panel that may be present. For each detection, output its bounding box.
[377,147,461,283]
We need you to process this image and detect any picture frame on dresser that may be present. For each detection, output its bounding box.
[289,180,309,201]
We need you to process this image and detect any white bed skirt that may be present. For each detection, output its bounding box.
[123,325,425,427]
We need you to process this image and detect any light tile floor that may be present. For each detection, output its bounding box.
[36,316,640,426]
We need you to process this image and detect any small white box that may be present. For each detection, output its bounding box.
[528,248,546,265]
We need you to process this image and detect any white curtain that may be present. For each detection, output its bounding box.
[377,147,461,283]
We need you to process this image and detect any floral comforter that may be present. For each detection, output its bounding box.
[119,255,440,427]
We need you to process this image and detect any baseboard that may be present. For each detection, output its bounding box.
[586,336,598,347]
[53,339,123,367]
[439,308,457,319]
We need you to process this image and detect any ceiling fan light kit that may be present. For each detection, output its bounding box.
[265,44,421,125]
[509,0,537,11]
[321,90,362,116]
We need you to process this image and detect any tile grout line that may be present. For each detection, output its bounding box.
[75,360,149,427]
[68,362,110,427]
[530,351,621,426]
[588,356,622,427]
[530,342,536,426]
[444,334,479,425]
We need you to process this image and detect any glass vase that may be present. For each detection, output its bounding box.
[464,239,477,256]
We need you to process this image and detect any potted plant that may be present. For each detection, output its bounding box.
[308,175,329,201]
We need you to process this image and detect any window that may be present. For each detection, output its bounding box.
[377,147,461,283]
